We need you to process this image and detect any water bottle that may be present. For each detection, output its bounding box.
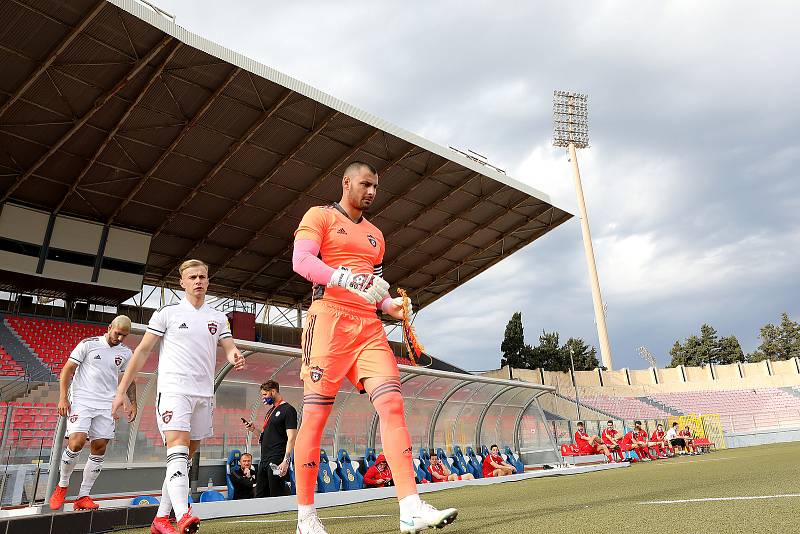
[269,462,280,475]
[207,477,213,490]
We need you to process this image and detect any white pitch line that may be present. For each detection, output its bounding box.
[228,514,392,523]
[640,494,800,505]
[651,456,735,466]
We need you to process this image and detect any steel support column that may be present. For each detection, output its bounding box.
[427,381,471,451]
[474,386,515,449]
[512,394,539,454]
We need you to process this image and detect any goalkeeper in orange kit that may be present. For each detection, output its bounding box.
[291,161,457,534]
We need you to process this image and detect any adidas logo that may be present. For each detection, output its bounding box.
[178,323,188,329]
[302,461,317,468]
[337,228,347,235]
[94,355,101,360]
[169,470,185,481]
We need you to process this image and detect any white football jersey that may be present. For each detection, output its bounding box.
[68,335,132,409]
[146,299,232,396]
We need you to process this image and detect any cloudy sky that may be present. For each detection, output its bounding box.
[154,0,800,371]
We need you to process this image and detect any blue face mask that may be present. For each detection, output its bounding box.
[263,396,274,406]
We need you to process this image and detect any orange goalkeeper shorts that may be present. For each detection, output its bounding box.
[300,300,400,396]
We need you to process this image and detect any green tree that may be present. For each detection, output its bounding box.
[564,337,600,371]
[500,312,527,369]
[748,313,800,362]
[529,331,566,371]
[527,331,599,372]
[669,325,745,367]
[716,335,745,364]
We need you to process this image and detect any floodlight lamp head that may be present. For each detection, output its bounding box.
[553,90,589,149]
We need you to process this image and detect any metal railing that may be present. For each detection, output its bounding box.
[720,409,800,433]
[0,368,32,402]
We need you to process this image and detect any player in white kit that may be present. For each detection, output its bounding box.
[112,259,245,534]
[48,315,135,511]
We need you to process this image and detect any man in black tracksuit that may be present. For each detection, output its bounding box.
[229,452,256,499]
[243,380,298,497]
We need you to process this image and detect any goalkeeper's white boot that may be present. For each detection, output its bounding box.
[296,513,328,534]
[399,499,458,533]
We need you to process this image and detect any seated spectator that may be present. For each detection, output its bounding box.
[679,426,699,455]
[229,453,257,500]
[621,421,651,461]
[601,420,624,462]
[364,453,393,488]
[633,420,658,460]
[428,455,474,482]
[650,424,674,458]
[482,444,516,477]
[665,422,685,454]
[574,421,613,462]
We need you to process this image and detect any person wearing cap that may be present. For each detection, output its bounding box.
[364,453,394,488]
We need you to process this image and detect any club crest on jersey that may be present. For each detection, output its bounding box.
[162,411,173,424]
[207,322,217,335]
[69,414,78,423]
[115,356,123,366]
[310,366,324,382]
[366,234,377,247]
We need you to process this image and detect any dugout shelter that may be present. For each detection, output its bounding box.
[0,0,575,518]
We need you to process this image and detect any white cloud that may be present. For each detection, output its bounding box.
[150,0,800,370]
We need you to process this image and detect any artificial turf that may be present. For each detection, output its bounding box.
[122,441,800,533]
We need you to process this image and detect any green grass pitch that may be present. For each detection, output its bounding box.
[123,442,800,533]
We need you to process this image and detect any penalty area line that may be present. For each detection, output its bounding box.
[640,493,800,505]
[228,514,392,523]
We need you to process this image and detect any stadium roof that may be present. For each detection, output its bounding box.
[0,0,572,309]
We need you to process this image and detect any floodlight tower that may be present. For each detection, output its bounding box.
[637,346,658,368]
[553,90,614,370]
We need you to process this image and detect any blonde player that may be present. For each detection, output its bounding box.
[49,316,135,511]
[112,260,245,534]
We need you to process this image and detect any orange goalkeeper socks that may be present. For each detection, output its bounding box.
[294,396,334,506]
[370,380,417,501]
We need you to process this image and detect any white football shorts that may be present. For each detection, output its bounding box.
[65,401,115,441]
[155,392,214,442]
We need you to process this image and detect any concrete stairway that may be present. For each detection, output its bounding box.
[638,395,682,416]
[0,314,56,382]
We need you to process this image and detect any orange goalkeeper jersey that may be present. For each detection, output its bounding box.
[294,203,385,313]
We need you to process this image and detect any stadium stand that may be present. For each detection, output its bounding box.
[0,346,25,377]
[649,389,800,432]
[5,315,107,376]
[0,401,58,450]
[579,394,674,419]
